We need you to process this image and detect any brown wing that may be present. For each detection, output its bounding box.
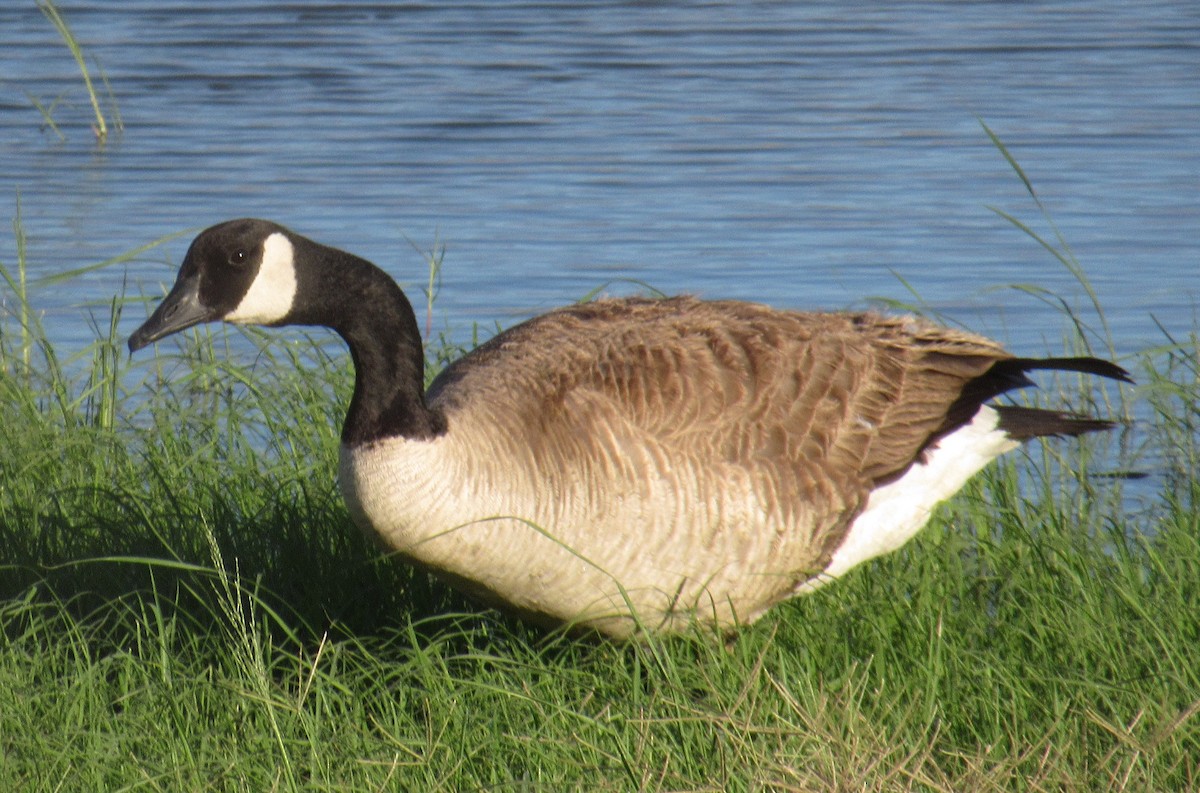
[426,297,1015,559]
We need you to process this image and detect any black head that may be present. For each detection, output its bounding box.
[128,218,298,352]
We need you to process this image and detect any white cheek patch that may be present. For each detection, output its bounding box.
[224,232,298,325]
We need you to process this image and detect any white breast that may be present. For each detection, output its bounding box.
[337,429,788,635]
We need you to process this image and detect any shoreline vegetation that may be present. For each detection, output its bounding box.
[3,226,1198,792]
[3,150,1198,787]
[31,0,122,143]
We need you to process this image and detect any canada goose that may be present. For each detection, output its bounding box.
[128,218,1130,637]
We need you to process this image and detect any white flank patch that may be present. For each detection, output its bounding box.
[797,405,1020,593]
[224,232,298,324]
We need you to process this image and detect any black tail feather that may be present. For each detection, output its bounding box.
[992,404,1118,441]
[933,355,1130,446]
[1007,356,1133,385]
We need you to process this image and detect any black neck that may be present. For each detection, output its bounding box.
[286,236,447,445]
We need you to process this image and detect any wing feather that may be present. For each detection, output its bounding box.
[426,297,1018,573]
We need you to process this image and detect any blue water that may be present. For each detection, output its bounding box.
[2,1,1197,361]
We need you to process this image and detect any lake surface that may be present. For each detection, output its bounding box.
[2,1,1197,362]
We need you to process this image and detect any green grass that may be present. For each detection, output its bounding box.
[2,223,1199,790]
[34,0,122,143]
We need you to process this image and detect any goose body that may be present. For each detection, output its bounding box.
[129,219,1129,637]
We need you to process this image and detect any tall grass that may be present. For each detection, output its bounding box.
[35,0,121,142]
[2,206,1198,787]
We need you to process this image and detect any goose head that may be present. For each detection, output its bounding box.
[128,218,301,351]
[129,218,440,442]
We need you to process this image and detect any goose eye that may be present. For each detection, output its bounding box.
[229,249,248,266]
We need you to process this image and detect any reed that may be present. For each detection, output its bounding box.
[37,0,120,142]
[23,89,66,141]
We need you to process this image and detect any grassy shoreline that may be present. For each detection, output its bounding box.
[2,242,1199,790]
